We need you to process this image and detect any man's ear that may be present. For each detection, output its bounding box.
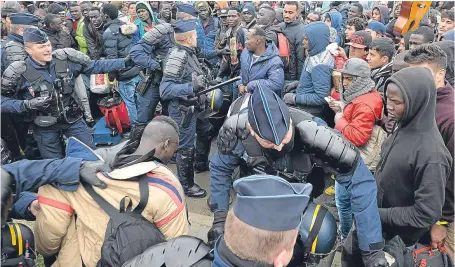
[272,249,289,267]
[381,55,389,64]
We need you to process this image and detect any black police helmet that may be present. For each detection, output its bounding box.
[1,222,36,264]
[1,169,16,219]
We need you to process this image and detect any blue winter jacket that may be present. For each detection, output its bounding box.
[327,11,343,45]
[238,43,284,96]
[295,22,334,114]
[198,16,219,65]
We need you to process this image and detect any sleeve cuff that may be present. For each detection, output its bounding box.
[378,208,390,225]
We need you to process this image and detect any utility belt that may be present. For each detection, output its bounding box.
[249,164,311,184]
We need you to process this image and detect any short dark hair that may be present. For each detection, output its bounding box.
[44,13,59,27]
[151,116,180,136]
[351,3,364,13]
[229,6,239,13]
[90,6,100,13]
[259,5,277,21]
[370,37,396,62]
[128,2,136,9]
[69,2,79,9]
[250,26,267,40]
[404,43,448,70]
[441,10,454,22]
[412,26,435,43]
[101,3,119,20]
[284,1,300,11]
[347,17,367,31]
[307,11,321,21]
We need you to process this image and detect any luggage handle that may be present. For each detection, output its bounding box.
[103,108,124,133]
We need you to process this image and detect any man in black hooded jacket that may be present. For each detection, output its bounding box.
[342,66,452,266]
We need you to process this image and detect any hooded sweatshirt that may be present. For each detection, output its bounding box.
[374,6,390,25]
[132,1,159,44]
[375,67,452,246]
[327,11,344,46]
[295,22,334,116]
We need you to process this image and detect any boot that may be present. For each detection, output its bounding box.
[208,211,227,248]
[176,147,206,198]
[195,137,210,173]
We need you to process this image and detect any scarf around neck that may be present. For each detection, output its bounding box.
[342,75,376,105]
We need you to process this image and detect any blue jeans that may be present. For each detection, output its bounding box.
[136,84,160,124]
[335,180,353,239]
[118,76,141,125]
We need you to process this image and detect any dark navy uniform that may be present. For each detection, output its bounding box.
[208,87,388,266]
[1,28,127,159]
[130,22,175,123]
[159,20,207,198]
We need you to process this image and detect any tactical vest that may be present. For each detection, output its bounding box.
[230,98,315,183]
[4,40,27,69]
[22,59,83,124]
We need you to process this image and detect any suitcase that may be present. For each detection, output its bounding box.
[93,117,121,146]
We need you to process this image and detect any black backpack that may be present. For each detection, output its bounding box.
[82,176,165,267]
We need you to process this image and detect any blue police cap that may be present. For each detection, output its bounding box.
[176,3,199,17]
[9,13,40,26]
[23,28,49,44]
[248,85,291,145]
[233,175,313,231]
[173,19,198,34]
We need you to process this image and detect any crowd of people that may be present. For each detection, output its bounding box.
[0,1,454,267]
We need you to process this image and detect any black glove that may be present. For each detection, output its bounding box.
[209,77,223,86]
[207,211,227,248]
[192,75,206,93]
[283,81,299,94]
[216,47,231,56]
[86,118,95,128]
[79,160,111,189]
[23,96,52,111]
[124,55,134,68]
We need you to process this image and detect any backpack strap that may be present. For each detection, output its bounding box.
[303,204,328,254]
[133,176,149,215]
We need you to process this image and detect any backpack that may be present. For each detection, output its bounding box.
[412,244,453,267]
[82,176,165,267]
[98,91,131,134]
[276,32,290,70]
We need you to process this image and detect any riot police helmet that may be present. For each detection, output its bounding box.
[1,168,16,226]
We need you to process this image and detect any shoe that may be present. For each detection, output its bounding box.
[324,185,336,196]
[207,197,217,212]
[185,184,207,198]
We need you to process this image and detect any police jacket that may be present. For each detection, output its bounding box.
[2,157,83,220]
[1,33,27,74]
[34,139,189,267]
[130,22,174,71]
[160,44,204,103]
[1,49,126,123]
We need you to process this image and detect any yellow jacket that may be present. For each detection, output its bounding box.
[34,161,188,267]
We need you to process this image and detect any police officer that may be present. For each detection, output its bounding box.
[159,19,207,198]
[208,87,389,267]
[1,13,40,73]
[1,28,132,159]
[130,22,175,123]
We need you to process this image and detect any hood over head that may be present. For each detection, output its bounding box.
[374,6,390,24]
[327,11,343,33]
[384,67,436,130]
[303,21,330,56]
[135,1,158,23]
[435,40,455,87]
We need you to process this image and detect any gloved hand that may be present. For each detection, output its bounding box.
[124,55,134,68]
[192,75,207,93]
[207,210,227,248]
[283,93,296,105]
[363,250,390,267]
[209,77,223,86]
[86,118,95,128]
[216,47,231,56]
[283,81,299,93]
[79,160,111,189]
[23,96,52,111]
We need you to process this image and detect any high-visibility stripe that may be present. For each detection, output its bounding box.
[309,204,321,253]
[38,195,74,214]
[14,222,23,255]
[211,91,216,109]
[8,223,16,246]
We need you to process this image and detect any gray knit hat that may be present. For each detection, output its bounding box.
[339,58,371,77]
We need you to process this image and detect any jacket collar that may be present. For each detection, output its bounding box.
[6,33,24,44]
[26,56,54,71]
[175,43,196,55]
[215,237,274,267]
[437,82,454,103]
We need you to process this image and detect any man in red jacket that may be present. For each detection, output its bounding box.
[405,42,454,261]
